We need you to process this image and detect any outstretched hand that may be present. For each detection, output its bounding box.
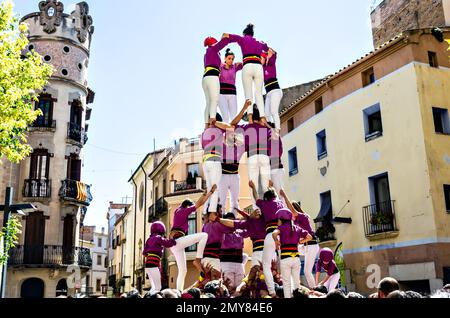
[248,180,256,189]
[222,33,230,39]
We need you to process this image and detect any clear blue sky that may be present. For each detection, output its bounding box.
[13,0,380,229]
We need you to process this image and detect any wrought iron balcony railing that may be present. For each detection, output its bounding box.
[8,245,92,268]
[174,179,207,193]
[59,179,93,206]
[31,119,56,130]
[362,200,398,237]
[148,197,168,222]
[67,122,88,145]
[23,179,51,198]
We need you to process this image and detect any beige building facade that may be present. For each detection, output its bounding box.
[280,28,450,294]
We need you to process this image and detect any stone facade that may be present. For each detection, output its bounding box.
[2,1,95,298]
[371,0,450,47]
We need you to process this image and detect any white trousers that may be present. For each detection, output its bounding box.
[203,161,222,213]
[242,64,265,118]
[265,89,283,130]
[324,273,341,292]
[251,251,263,267]
[270,168,285,196]
[301,243,320,288]
[221,262,245,290]
[219,94,238,123]
[262,233,277,295]
[248,155,271,206]
[218,174,240,214]
[280,257,301,298]
[202,76,220,123]
[170,232,208,291]
[145,268,161,294]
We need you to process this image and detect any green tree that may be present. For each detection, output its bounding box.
[0,216,21,265]
[0,0,53,164]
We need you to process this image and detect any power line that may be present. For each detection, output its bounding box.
[85,143,148,156]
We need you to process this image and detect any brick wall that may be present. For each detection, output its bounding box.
[371,0,446,47]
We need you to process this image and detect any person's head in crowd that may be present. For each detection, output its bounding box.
[443,284,450,292]
[347,292,365,299]
[186,287,201,299]
[181,293,194,299]
[404,291,423,299]
[224,212,235,220]
[207,204,223,222]
[377,277,400,298]
[263,188,277,201]
[127,289,142,299]
[326,289,347,299]
[243,23,255,37]
[251,104,261,123]
[204,280,230,298]
[120,293,128,298]
[181,199,194,209]
[161,289,181,298]
[387,290,407,299]
[201,293,216,298]
[146,291,163,298]
[313,285,328,294]
[293,287,310,299]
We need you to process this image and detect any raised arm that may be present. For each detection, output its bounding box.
[195,184,217,209]
[279,189,298,218]
[224,33,242,45]
[214,121,234,130]
[235,207,250,219]
[219,218,236,228]
[230,100,252,126]
[248,181,259,202]
[214,37,231,52]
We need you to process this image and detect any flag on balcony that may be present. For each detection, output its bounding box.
[76,181,87,202]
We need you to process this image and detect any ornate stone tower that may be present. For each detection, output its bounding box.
[4,1,95,298]
[371,0,450,47]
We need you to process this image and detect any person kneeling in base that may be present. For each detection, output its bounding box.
[315,248,341,293]
[143,222,177,294]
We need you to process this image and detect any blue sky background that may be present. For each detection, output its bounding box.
[13,0,382,229]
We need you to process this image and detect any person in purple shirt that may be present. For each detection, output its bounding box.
[201,114,225,215]
[315,248,341,292]
[261,49,283,132]
[219,48,243,123]
[272,209,312,298]
[203,36,231,127]
[219,213,249,293]
[249,181,285,297]
[268,126,285,197]
[202,205,234,280]
[169,185,217,291]
[143,221,177,294]
[223,24,269,125]
[279,189,320,289]
[218,130,245,216]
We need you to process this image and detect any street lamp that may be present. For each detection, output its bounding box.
[0,186,37,298]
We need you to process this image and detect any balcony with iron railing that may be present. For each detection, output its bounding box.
[23,179,52,199]
[59,179,93,206]
[148,197,168,222]
[67,122,88,145]
[167,177,207,197]
[8,245,92,268]
[363,200,399,240]
[29,119,57,132]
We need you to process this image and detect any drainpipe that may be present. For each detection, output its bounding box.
[131,178,138,288]
[140,165,148,285]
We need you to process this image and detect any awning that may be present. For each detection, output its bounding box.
[314,195,332,223]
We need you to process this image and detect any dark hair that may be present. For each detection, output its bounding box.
[187,287,201,299]
[204,281,221,295]
[292,201,302,212]
[182,199,194,208]
[346,292,365,299]
[127,289,142,299]
[267,122,275,129]
[206,204,222,215]
[313,285,328,294]
[404,291,423,299]
[225,48,234,57]
[293,288,309,299]
[377,277,399,296]
[216,113,223,122]
[252,104,261,121]
[387,290,407,299]
[203,293,216,298]
[263,189,276,201]
[145,291,163,298]
[224,212,235,220]
[326,289,347,299]
[243,23,254,36]
[274,283,284,298]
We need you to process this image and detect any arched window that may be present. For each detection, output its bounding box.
[34,94,54,128]
[56,279,68,297]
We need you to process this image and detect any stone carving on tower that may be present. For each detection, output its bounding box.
[39,0,64,33]
[73,2,94,43]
